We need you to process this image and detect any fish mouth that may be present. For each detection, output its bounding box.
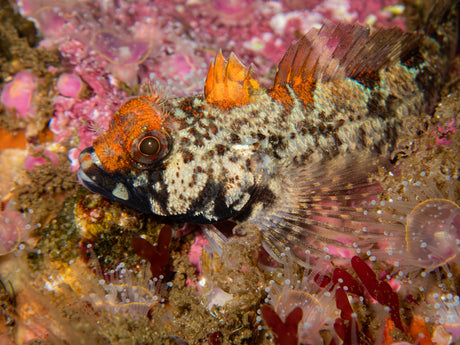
[77,146,152,213]
[77,146,114,197]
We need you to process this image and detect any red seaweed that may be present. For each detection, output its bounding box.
[261,305,302,345]
[334,318,347,341]
[332,267,364,297]
[132,225,172,279]
[331,256,406,344]
[208,331,223,345]
[313,273,332,288]
[335,287,353,321]
[351,256,404,331]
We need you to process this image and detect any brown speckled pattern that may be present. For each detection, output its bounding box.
[133,60,424,223]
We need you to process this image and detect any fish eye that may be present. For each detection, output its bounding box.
[130,130,171,167]
[139,136,160,156]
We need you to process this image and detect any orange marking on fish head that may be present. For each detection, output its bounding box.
[93,95,170,174]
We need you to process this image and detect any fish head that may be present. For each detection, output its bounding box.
[78,94,258,223]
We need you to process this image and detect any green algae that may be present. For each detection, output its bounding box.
[27,189,165,272]
[12,153,77,225]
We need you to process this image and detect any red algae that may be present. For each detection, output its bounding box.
[132,225,172,279]
[350,256,404,331]
[261,305,303,345]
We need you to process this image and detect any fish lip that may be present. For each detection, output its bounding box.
[77,146,116,197]
[76,164,102,194]
[77,146,153,214]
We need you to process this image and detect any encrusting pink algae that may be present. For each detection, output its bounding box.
[0,0,459,344]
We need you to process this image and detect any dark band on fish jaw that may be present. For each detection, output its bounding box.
[78,147,118,193]
[78,147,153,214]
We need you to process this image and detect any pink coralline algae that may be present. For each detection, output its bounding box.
[432,118,457,146]
[50,39,127,169]
[187,232,209,276]
[1,70,36,119]
[24,148,59,170]
[56,73,84,98]
[19,0,161,85]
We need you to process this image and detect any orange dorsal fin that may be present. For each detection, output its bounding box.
[204,51,260,110]
[270,22,420,105]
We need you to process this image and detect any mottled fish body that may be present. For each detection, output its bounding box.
[78,1,458,262]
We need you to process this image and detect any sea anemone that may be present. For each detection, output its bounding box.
[204,0,260,26]
[405,198,459,268]
[0,210,32,256]
[89,261,165,317]
[427,291,460,344]
[372,173,460,274]
[263,251,339,345]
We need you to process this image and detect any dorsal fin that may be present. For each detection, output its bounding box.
[204,51,260,110]
[270,22,420,105]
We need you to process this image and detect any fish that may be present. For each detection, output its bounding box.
[78,1,458,263]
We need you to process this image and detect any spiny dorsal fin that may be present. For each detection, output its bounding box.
[270,22,420,105]
[204,51,260,110]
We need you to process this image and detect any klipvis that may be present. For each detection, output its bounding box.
[78,4,457,263]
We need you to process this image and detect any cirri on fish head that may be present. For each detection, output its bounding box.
[78,4,457,263]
